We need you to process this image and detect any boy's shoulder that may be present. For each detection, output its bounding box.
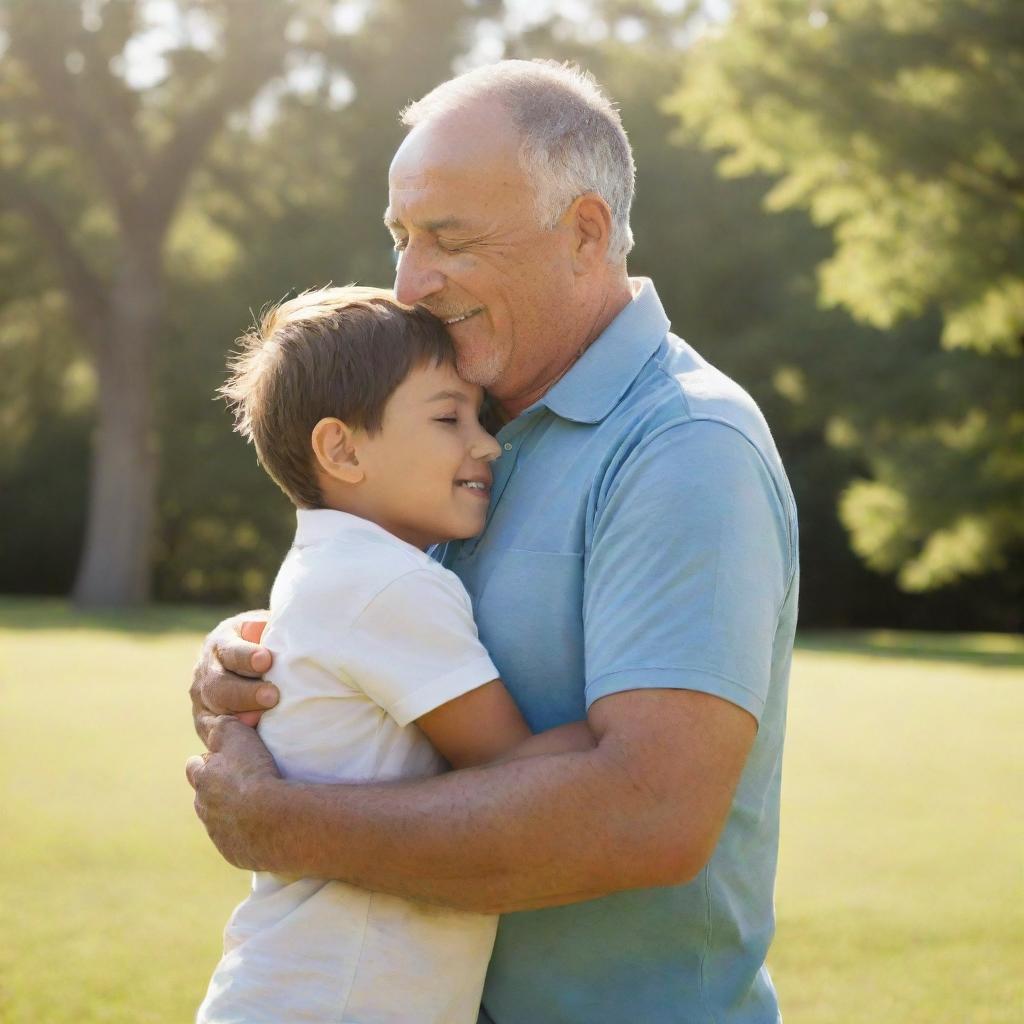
[270,511,460,629]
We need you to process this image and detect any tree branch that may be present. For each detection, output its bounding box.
[0,171,108,351]
[140,8,292,238]
[6,7,142,227]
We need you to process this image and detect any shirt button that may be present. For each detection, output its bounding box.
[503,442,513,451]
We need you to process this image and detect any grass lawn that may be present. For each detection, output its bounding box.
[1,598,1021,1023]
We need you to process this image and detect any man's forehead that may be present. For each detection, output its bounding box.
[389,170,430,191]
[385,167,527,231]
[390,105,520,184]
[388,150,499,194]
[386,160,471,220]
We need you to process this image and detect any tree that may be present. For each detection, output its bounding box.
[668,0,1024,589]
[149,0,495,606]
[4,0,1019,625]
[0,0,308,604]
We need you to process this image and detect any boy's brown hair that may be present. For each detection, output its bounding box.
[220,286,456,508]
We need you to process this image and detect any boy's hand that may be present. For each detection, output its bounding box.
[190,611,279,745]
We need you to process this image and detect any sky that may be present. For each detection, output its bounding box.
[112,0,730,92]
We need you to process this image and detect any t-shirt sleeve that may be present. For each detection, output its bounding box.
[583,419,795,723]
[341,567,499,727]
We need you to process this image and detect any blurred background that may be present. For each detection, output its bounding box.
[0,1,1021,1022]
[1,0,1021,624]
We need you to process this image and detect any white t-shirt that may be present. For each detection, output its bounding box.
[198,509,500,1024]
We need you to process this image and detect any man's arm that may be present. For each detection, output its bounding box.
[188,420,786,913]
[191,618,595,768]
[187,686,754,914]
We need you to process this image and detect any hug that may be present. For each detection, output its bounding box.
[188,58,798,1024]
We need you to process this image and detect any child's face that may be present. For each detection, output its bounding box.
[349,360,502,549]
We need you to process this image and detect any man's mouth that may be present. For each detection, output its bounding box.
[442,308,483,326]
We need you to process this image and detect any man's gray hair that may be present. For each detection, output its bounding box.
[401,60,635,264]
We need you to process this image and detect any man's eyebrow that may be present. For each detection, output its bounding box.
[381,211,470,233]
[424,216,471,232]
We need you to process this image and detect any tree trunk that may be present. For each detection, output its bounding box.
[72,244,162,608]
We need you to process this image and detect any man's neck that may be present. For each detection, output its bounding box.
[494,275,634,421]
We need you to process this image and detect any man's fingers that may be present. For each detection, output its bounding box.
[208,714,250,753]
[193,675,273,746]
[218,633,272,678]
[194,708,219,747]
[218,639,272,677]
[227,667,275,711]
[187,715,252,789]
[185,753,209,790]
[205,664,278,716]
[191,610,275,745]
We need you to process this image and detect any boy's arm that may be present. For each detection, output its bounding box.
[416,680,594,769]
[491,721,596,763]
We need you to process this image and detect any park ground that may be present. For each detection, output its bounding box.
[0,599,1021,1023]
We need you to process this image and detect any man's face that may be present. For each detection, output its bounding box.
[385,103,577,405]
[351,359,501,550]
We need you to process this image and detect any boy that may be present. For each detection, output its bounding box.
[197,287,593,1024]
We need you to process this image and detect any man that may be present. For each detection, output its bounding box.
[188,60,799,1023]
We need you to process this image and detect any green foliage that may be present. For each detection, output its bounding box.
[0,0,1020,624]
[669,0,1024,590]
[0,0,493,608]
[504,8,1018,626]
[151,0,489,607]
[0,221,91,594]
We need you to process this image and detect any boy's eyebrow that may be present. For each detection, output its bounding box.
[427,389,487,415]
[425,389,470,403]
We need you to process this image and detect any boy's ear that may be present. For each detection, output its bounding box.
[311,417,364,484]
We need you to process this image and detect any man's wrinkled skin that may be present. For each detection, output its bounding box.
[188,616,282,869]
[186,712,280,870]
[187,619,755,907]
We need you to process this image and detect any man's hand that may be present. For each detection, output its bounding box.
[185,716,283,870]
[193,687,756,912]
[190,611,278,744]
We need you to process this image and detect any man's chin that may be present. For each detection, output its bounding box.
[455,352,505,389]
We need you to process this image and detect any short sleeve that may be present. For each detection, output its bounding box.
[341,567,499,726]
[584,419,795,722]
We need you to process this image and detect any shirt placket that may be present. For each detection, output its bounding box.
[458,410,542,558]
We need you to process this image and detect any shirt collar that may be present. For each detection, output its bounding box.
[535,277,670,425]
[293,507,412,551]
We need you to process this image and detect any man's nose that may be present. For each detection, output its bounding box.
[393,249,444,306]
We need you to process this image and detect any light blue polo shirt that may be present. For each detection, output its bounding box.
[438,279,799,1024]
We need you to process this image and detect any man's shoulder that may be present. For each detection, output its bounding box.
[606,333,781,468]
[594,334,797,543]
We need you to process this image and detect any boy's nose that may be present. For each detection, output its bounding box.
[471,434,503,463]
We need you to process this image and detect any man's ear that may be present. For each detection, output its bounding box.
[567,193,613,273]
[311,417,364,484]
